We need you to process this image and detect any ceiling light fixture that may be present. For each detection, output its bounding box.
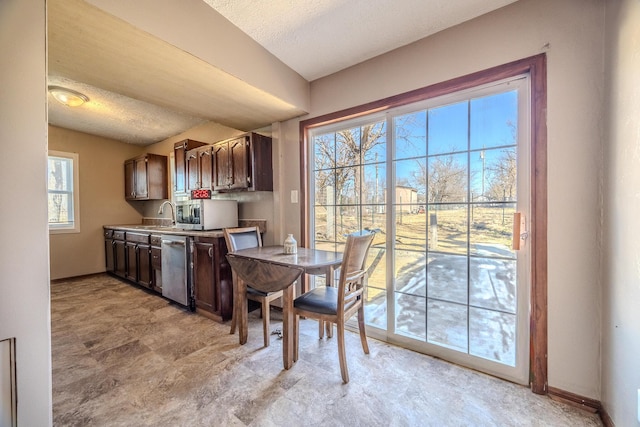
[48,85,90,107]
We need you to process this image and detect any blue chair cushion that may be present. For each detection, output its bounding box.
[294,286,338,315]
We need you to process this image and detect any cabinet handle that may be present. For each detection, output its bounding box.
[208,247,213,258]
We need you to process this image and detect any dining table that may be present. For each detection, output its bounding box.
[228,245,343,369]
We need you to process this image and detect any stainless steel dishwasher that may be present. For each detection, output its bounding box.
[161,235,191,308]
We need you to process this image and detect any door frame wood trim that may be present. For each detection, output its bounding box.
[299,53,547,393]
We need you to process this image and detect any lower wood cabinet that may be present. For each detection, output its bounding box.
[150,235,162,294]
[104,228,156,292]
[104,229,115,273]
[191,236,233,321]
[112,230,127,278]
[104,228,232,322]
[125,232,152,289]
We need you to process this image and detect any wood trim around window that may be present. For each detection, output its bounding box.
[299,53,547,394]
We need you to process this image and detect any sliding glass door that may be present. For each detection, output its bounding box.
[309,76,531,384]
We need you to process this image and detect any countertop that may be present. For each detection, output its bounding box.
[103,224,225,238]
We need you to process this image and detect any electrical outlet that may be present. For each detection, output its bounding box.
[291,190,298,204]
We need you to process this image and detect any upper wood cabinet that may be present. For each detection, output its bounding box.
[186,145,214,192]
[173,139,207,194]
[124,153,168,200]
[173,133,272,194]
[212,132,273,192]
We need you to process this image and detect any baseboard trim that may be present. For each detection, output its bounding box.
[547,386,616,426]
[50,272,107,283]
[599,405,615,427]
[547,386,600,413]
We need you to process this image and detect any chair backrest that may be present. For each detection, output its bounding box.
[224,226,262,252]
[337,231,375,316]
[227,255,304,293]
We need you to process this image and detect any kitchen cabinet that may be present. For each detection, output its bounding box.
[174,139,207,194]
[113,230,127,278]
[105,228,154,289]
[186,145,214,192]
[125,232,152,289]
[104,227,233,323]
[212,132,273,192]
[104,229,115,273]
[150,235,162,294]
[191,236,233,321]
[124,153,169,200]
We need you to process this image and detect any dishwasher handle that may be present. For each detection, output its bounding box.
[162,239,186,247]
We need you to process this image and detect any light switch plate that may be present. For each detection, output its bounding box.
[291,190,298,204]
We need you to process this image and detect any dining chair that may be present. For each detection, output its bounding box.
[224,226,284,347]
[292,231,375,383]
[226,255,304,358]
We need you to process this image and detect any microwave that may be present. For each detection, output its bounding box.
[175,199,238,231]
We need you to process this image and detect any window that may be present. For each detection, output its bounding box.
[48,151,80,233]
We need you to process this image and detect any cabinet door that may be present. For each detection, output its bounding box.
[124,160,135,199]
[213,240,233,320]
[137,243,152,288]
[134,158,148,199]
[186,150,199,191]
[125,241,137,282]
[105,238,115,272]
[212,142,230,191]
[151,247,162,293]
[229,137,249,190]
[174,142,187,194]
[192,240,216,313]
[114,240,127,277]
[199,147,213,190]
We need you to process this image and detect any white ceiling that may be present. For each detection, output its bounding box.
[47,0,518,146]
[204,0,518,82]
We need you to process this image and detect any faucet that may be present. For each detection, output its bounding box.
[158,200,176,226]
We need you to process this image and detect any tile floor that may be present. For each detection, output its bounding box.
[51,274,602,426]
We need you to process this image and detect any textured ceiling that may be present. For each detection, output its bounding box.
[203,0,519,81]
[47,0,519,145]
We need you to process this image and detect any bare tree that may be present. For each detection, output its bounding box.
[313,122,386,205]
[485,121,517,201]
[49,159,65,222]
[410,155,467,203]
[486,148,516,201]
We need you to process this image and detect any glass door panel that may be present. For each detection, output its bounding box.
[309,77,530,385]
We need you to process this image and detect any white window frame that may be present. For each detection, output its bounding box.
[48,150,80,234]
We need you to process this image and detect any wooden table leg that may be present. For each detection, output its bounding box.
[325,265,335,338]
[282,284,294,369]
[237,277,248,345]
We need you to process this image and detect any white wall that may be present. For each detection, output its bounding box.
[0,0,52,425]
[48,126,143,280]
[278,0,605,399]
[602,0,640,425]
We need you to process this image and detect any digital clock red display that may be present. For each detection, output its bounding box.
[191,189,212,199]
